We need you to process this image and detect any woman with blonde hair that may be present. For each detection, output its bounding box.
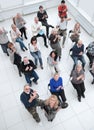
[70,22,81,43]
[43,95,60,121]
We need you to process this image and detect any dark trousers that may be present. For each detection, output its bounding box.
[51,89,66,103]
[36,33,47,46]
[0,41,9,55]
[72,82,85,98]
[20,27,27,39]
[90,70,94,80]
[86,52,94,66]
[27,99,44,121]
[42,21,54,37]
[14,62,22,76]
[24,70,39,84]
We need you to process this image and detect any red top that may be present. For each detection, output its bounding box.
[58,4,67,18]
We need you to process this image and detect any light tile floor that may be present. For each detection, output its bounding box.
[0,7,94,130]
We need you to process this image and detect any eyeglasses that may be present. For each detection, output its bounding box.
[25,88,30,90]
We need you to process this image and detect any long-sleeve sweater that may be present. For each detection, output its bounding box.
[71,44,84,57]
[31,21,43,36]
[47,55,58,66]
[50,77,63,92]
[0,28,9,44]
[15,17,26,29]
[10,28,21,43]
[29,42,40,52]
[86,42,94,56]
[7,48,20,64]
[21,60,36,74]
[71,69,84,84]
[20,89,36,109]
[37,10,48,23]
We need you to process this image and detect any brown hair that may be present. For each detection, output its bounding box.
[8,42,14,49]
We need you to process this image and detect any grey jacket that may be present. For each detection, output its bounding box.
[71,69,84,84]
[0,28,9,44]
[15,17,26,29]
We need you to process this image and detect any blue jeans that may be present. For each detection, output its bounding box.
[71,55,86,69]
[30,51,43,66]
[24,70,39,84]
[16,37,26,50]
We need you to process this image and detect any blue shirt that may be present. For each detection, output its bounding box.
[50,77,63,92]
[72,44,84,57]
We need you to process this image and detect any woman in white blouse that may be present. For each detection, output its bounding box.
[10,24,27,51]
[29,36,43,69]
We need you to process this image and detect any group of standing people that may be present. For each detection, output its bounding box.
[0,0,93,124]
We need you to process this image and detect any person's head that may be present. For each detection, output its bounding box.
[50,51,57,58]
[61,0,65,5]
[30,36,37,45]
[24,84,31,94]
[74,22,80,29]
[8,42,15,49]
[0,27,4,34]
[77,40,83,47]
[61,17,65,22]
[16,13,21,18]
[34,17,39,24]
[51,28,58,35]
[39,5,43,12]
[75,64,82,72]
[53,73,59,81]
[23,56,29,64]
[45,95,59,108]
[11,24,17,31]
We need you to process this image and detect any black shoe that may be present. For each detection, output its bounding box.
[91,79,94,84]
[33,80,38,85]
[22,48,25,51]
[25,47,28,50]
[25,37,28,40]
[19,72,22,77]
[40,66,43,69]
[7,53,9,56]
[78,97,81,102]
[61,102,68,108]
[82,93,85,98]
[44,44,48,48]
[59,56,61,61]
[35,117,41,123]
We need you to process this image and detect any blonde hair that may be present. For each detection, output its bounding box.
[51,28,58,34]
[45,95,59,109]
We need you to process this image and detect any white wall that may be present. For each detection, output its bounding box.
[79,0,94,20]
[68,0,94,21]
[0,0,61,21]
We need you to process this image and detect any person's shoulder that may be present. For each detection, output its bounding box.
[20,91,25,98]
[50,78,54,82]
[59,77,62,80]
[44,10,47,13]
[29,59,33,62]
[58,4,61,8]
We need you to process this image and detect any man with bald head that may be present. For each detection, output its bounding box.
[32,17,48,48]
[70,40,86,70]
